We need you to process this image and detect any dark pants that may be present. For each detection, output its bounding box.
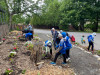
[54,52,66,63]
[88,42,94,51]
[28,35,32,41]
[50,48,52,55]
[66,49,70,59]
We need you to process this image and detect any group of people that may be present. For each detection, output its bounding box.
[22,24,33,41]
[49,28,96,65]
[50,28,72,65]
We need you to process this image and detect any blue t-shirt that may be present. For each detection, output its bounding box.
[64,36,72,50]
[25,33,32,38]
[56,39,66,54]
[61,32,66,38]
[88,35,94,42]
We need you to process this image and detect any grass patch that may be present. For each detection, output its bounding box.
[97,50,100,56]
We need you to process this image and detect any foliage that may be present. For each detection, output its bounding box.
[97,50,100,56]
[22,70,26,74]
[27,44,34,50]
[24,41,32,47]
[9,53,15,58]
[5,69,13,75]
[30,0,100,32]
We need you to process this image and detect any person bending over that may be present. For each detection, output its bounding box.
[50,34,67,65]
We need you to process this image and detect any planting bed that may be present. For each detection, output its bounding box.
[0,31,75,75]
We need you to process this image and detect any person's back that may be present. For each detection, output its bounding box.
[64,36,72,48]
[88,35,94,43]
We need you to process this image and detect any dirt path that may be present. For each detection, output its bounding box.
[37,32,100,75]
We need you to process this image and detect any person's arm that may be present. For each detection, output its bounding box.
[56,46,63,52]
[56,39,64,52]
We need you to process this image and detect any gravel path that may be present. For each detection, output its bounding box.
[35,29,100,75]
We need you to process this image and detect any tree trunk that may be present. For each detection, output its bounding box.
[9,14,13,30]
[80,18,85,31]
[92,13,98,32]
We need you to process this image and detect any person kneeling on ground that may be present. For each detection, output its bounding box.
[50,34,67,65]
[25,32,33,41]
[87,32,96,53]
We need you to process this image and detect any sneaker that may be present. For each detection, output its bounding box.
[50,62,56,65]
[66,58,70,62]
[61,62,67,65]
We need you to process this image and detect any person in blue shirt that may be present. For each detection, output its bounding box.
[87,32,96,52]
[25,32,33,41]
[50,34,67,65]
[64,34,72,61]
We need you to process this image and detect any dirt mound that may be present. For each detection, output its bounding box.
[24,64,74,75]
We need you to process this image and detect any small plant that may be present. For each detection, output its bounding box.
[13,47,17,50]
[22,70,26,74]
[37,72,40,75]
[24,41,32,47]
[5,68,13,75]
[34,34,38,37]
[97,50,100,56]
[9,53,15,58]
[3,38,6,42]
[75,42,79,45]
[9,58,13,63]
[13,43,17,46]
[27,44,34,50]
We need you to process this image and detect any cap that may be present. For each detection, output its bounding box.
[58,34,62,37]
[92,32,96,36]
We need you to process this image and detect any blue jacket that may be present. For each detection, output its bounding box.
[25,33,32,38]
[61,32,66,38]
[64,36,72,50]
[56,39,66,54]
[88,35,94,43]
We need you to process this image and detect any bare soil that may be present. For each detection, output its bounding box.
[0,33,75,75]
